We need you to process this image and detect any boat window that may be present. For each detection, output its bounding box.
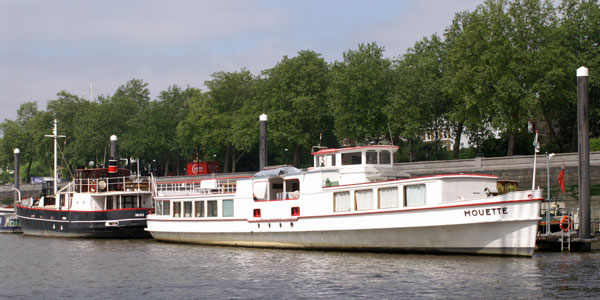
[285,179,300,199]
[379,151,391,164]
[223,199,234,217]
[156,200,170,215]
[195,201,205,217]
[379,187,399,208]
[355,189,374,210]
[183,201,192,217]
[106,196,114,210]
[405,184,426,207]
[334,191,351,212]
[207,200,218,217]
[270,177,284,200]
[366,151,378,164]
[291,206,300,216]
[341,152,362,165]
[318,155,326,167]
[330,154,336,166]
[7,218,19,227]
[173,202,182,217]
[121,196,138,208]
[253,181,268,200]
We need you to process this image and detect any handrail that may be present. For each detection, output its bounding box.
[57,176,152,194]
[155,178,239,194]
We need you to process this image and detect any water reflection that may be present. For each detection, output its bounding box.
[1,234,599,300]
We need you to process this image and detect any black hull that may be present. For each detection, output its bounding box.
[16,206,153,238]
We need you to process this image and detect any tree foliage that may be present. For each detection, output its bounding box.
[1,0,599,181]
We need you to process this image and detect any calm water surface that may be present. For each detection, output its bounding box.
[1,234,599,299]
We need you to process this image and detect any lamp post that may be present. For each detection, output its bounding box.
[546,152,555,234]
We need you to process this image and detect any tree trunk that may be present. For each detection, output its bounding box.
[231,147,236,173]
[507,133,515,156]
[571,120,578,152]
[163,161,169,176]
[546,119,563,153]
[224,144,231,173]
[176,157,180,176]
[293,144,301,167]
[452,122,463,159]
[26,160,32,184]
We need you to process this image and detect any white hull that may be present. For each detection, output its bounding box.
[147,195,541,256]
[147,146,542,257]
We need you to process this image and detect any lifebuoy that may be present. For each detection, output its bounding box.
[560,215,572,232]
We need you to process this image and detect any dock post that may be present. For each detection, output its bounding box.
[13,148,19,203]
[577,66,591,239]
[259,114,268,170]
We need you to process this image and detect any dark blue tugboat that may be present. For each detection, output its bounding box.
[15,120,154,238]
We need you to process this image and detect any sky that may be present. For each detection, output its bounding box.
[0,0,482,123]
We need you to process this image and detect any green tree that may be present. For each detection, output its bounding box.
[46,91,95,172]
[389,34,449,160]
[74,79,151,169]
[257,50,332,167]
[0,102,53,182]
[329,42,392,144]
[178,69,256,172]
[444,0,563,156]
[125,86,199,175]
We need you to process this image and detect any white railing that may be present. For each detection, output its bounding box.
[59,176,151,194]
[155,178,240,195]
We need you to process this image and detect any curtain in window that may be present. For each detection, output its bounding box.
[184,201,192,217]
[379,187,399,208]
[355,189,373,210]
[334,192,351,212]
[195,201,204,217]
[223,199,234,217]
[405,184,426,206]
[207,201,218,217]
[254,182,268,200]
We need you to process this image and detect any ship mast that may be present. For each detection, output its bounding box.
[44,119,66,209]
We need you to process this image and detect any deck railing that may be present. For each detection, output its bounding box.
[59,176,152,194]
[155,177,244,195]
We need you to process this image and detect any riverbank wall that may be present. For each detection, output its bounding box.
[2,152,599,211]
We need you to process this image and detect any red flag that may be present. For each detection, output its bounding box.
[557,164,565,193]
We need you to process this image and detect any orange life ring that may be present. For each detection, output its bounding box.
[560,215,572,232]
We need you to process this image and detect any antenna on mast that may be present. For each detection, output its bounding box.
[89,82,93,100]
[44,119,66,209]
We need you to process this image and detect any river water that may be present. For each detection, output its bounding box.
[1,234,599,300]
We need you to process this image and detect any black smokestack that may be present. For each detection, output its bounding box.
[109,135,118,174]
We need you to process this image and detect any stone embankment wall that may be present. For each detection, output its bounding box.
[396,152,600,211]
[2,152,599,211]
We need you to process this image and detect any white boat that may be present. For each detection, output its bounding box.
[147,145,543,256]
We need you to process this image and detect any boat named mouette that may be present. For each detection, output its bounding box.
[147,145,542,256]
